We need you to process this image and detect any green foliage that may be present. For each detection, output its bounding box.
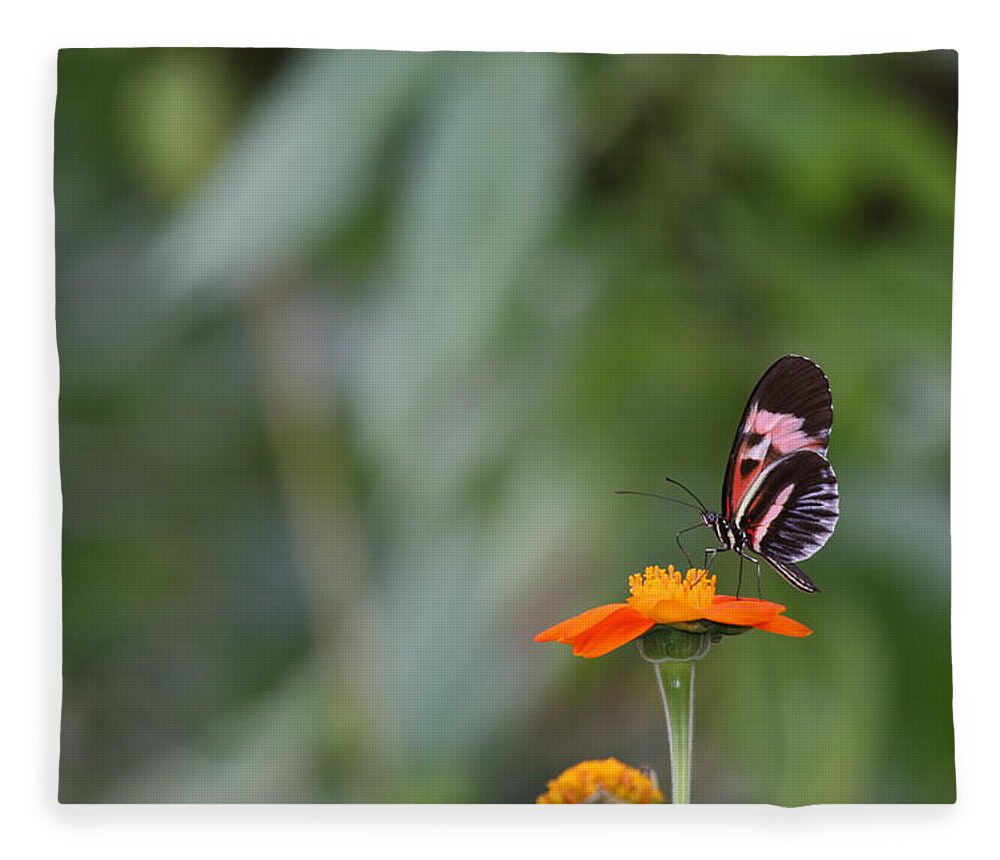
[57,49,955,804]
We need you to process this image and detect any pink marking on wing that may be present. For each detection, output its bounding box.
[765,414,816,455]
[771,428,809,454]
[752,409,787,434]
[752,484,795,546]
[774,431,826,454]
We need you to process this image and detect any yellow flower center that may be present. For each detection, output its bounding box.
[627,565,716,622]
[536,758,664,804]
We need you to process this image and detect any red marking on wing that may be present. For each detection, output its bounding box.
[728,406,827,516]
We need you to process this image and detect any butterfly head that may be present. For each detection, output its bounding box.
[700,510,719,528]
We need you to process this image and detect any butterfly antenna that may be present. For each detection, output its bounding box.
[663,476,709,514]
[614,490,702,512]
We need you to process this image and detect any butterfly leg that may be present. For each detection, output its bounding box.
[736,550,764,598]
[703,547,724,571]
[675,523,702,570]
[735,550,761,598]
[695,547,728,584]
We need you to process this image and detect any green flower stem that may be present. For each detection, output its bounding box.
[653,659,695,804]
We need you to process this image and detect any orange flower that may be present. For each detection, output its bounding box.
[537,758,664,804]
[535,565,812,658]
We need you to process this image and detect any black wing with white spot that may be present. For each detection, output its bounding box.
[722,355,833,520]
[735,450,839,593]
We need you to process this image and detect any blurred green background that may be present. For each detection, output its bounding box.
[56,49,955,804]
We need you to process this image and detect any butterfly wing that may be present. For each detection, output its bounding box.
[735,449,839,593]
[722,355,833,520]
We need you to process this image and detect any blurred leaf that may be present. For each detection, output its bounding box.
[57,50,955,803]
[149,50,438,294]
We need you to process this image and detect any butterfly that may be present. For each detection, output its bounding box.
[619,355,839,593]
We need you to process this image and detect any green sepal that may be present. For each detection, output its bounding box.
[637,626,712,662]
[637,620,754,661]
[705,621,753,637]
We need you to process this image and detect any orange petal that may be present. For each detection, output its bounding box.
[712,595,785,609]
[647,599,703,625]
[754,614,813,637]
[535,603,629,644]
[570,607,656,658]
[703,597,784,627]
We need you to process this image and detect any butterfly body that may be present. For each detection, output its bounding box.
[617,355,839,593]
[700,355,839,593]
[702,511,748,555]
